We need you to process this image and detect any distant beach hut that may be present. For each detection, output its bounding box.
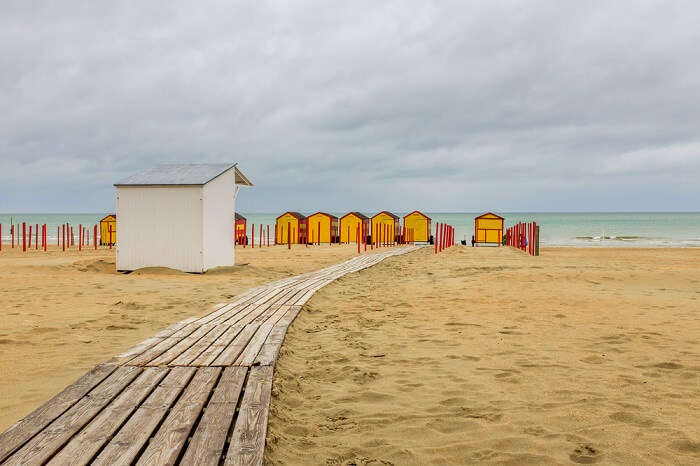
[276,212,307,244]
[371,211,400,243]
[307,212,339,244]
[99,214,117,245]
[474,212,504,246]
[114,163,253,272]
[235,213,247,245]
[403,210,432,243]
[339,212,369,243]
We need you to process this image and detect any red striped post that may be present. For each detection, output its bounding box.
[11,224,14,248]
[267,225,270,247]
[78,225,82,251]
[94,225,97,249]
[0,224,2,252]
[251,224,254,249]
[357,224,360,254]
[43,224,47,252]
[259,224,262,248]
[22,222,26,252]
[108,225,112,249]
[287,222,291,250]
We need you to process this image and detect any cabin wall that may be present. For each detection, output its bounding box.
[202,170,236,270]
[116,186,203,272]
[403,213,430,242]
[276,214,300,244]
[308,215,332,243]
[340,216,365,242]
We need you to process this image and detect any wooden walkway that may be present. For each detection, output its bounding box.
[0,246,421,466]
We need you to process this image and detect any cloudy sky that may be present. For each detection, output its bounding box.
[1,1,699,213]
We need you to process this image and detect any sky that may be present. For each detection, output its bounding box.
[1,1,699,213]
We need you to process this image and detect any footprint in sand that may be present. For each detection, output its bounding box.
[570,444,603,464]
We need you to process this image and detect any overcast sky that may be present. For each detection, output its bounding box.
[1,1,699,213]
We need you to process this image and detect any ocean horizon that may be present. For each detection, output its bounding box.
[1,212,699,248]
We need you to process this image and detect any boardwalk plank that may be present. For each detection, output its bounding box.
[0,363,116,463]
[211,325,258,366]
[254,307,303,366]
[180,367,248,465]
[91,367,195,466]
[224,366,273,466]
[3,366,141,466]
[136,367,221,465]
[46,367,168,465]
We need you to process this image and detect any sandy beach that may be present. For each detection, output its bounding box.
[265,246,700,465]
[0,243,372,431]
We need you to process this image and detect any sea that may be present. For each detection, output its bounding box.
[1,212,699,248]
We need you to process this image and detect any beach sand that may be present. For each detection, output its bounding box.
[266,247,700,465]
[0,242,371,431]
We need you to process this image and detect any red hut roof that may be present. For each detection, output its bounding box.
[404,210,431,220]
[371,211,399,220]
[276,211,306,221]
[475,212,504,220]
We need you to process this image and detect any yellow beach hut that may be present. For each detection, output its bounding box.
[371,211,400,244]
[276,212,307,244]
[339,212,369,243]
[474,212,504,246]
[403,210,432,243]
[307,212,339,244]
[99,214,116,245]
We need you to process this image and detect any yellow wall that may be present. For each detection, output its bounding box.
[340,215,364,243]
[307,214,332,243]
[475,214,503,244]
[403,212,430,242]
[372,213,396,241]
[100,216,116,245]
[276,214,301,244]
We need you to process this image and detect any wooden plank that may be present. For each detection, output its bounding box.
[3,366,141,466]
[224,366,273,466]
[211,325,258,366]
[179,367,248,465]
[234,306,290,367]
[191,324,246,367]
[136,367,221,465]
[0,363,117,463]
[91,367,196,466]
[46,367,168,466]
[167,324,230,366]
[253,307,302,366]
[146,324,218,366]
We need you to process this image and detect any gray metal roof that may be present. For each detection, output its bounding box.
[115,163,253,186]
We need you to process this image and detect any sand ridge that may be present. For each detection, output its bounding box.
[266,247,700,465]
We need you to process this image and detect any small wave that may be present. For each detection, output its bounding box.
[575,235,647,241]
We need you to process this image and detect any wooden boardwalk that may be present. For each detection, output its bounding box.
[0,246,421,466]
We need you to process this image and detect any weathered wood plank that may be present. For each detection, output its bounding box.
[46,367,168,466]
[191,324,246,367]
[211,325,258,366]
[3,366,141,466]
[253,307,302,366]
[0,363,117,463]
[167,324,230,366]
[234,306,291,367]
[136,367,221,465]
[179,367,248,465]
[91,367,196,466]
[224,366,273,466]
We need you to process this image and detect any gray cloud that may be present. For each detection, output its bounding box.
[1,0,699,213]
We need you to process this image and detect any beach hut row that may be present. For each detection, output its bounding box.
[273,210,433,245]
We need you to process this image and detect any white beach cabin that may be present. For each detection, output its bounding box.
[115,163,253,273]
